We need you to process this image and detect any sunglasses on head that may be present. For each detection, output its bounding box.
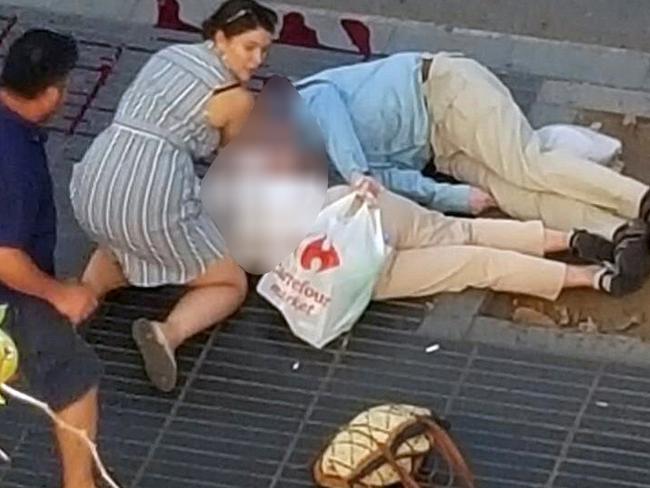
[224,8,253,25]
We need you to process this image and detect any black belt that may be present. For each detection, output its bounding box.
[422,57,432,82]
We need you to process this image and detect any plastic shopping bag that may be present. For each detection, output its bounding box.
[536,124,622,165]
[257,192,390,349]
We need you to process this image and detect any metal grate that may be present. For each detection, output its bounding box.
[4,287,650,488]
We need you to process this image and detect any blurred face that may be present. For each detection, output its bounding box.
[200,77,328,274]
[202,149,327,274]
[215,27,272,82]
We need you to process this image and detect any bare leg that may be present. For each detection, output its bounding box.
[563,265,601,289]
[132,257,247,391]
[162,257,247,349]
[56,387,98,488]
[81,247,128,299]
[544,229,570,254]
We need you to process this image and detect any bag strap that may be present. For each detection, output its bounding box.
[348,420,426,487]
[316,413,464,488]
[322,191,362,218]
[418,416,475,488]
[380,444,421,488]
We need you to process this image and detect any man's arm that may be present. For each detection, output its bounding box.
[370,166,473,214]
[301,82,370,181]
[0,247,64,301]
[0,156,97,324]
[0,248,96,324]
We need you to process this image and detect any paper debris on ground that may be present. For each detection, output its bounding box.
[589,121,603,131]
[578,316,599,334]
[557,306,571,327]
[622,113,638,127]
[512,306,557,327]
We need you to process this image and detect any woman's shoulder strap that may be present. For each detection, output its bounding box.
[213,83,242,96]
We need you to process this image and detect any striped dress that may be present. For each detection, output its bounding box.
[70,41,237,286]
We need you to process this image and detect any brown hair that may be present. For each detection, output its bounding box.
[202,0,278,40]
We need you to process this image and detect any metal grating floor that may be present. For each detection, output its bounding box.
[0,288,649,488]
[0,5,649,488]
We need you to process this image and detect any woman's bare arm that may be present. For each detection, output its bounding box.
[205,86,255,145]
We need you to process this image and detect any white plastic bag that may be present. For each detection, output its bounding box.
[536,124,622,165]
[257,192,390,349]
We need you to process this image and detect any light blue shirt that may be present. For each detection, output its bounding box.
[296,52,472,214]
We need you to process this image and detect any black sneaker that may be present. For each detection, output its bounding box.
[599,224,650,296]
[570,230,614,263]
[613,219,649,247]
[597,265,645,297]
[613,220,650,274]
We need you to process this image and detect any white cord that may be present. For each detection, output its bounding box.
[0,384,121,488]
[0,446,9,463]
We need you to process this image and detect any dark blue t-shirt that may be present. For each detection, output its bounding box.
[0,103,56,303]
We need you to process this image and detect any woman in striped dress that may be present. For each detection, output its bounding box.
[69,0,278,392]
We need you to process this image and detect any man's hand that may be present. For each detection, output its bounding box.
[48,283,98,326]
[469,187,497,215]
[0,248,98,325]
[350,171,383,203]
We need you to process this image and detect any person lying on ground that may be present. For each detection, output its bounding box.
[0,30,102,488]
[295,52,650,243]
[325,186,650,300]
[69,0,277,393]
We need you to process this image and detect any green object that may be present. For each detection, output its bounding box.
[0,305,18,405]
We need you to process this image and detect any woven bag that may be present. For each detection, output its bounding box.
[313,404,474,488]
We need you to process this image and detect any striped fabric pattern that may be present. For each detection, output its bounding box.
[70,41,236,286]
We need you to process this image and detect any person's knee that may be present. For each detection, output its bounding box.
[49,347,103,413]
[56,385,99,416]
[230,265,249,305]
[205,259,248,305]
[82,246,127,296]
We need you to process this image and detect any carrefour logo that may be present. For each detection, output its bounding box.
[299,236,340,272]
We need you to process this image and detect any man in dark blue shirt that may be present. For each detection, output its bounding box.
[0,30,102,488]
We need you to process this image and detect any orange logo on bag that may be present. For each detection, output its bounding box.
[300,236,340,272]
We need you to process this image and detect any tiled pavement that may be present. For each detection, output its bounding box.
[4,287,650,488]
[0,6,649,488]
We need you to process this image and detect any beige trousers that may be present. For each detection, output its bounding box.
[423,53,649,239]
[325,186,567,301]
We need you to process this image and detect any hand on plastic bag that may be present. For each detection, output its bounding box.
[350,171,383,206]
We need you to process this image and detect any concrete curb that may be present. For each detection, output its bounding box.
[2,1,650,92]
[419,312,650,368]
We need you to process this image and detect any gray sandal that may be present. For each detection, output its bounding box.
[132,319,177,392]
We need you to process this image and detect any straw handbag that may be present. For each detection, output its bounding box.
[313,404,475,488]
